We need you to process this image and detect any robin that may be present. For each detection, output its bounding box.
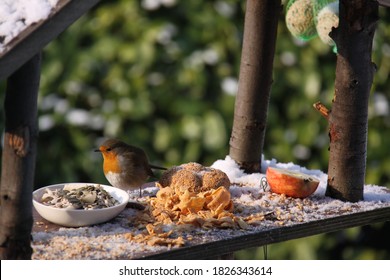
[95,138,166,197]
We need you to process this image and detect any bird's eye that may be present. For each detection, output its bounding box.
[106,148,112,152]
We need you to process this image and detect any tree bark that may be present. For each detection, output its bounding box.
[325,0,378,202]
[229,0,281,173]
[0,53,41,259]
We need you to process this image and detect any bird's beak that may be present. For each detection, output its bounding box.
[94,148,101,153]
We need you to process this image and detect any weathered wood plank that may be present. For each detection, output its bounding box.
[32,205,390,259]
[140,207,390,259]
[139,207,390,259]
[0,0,101,80]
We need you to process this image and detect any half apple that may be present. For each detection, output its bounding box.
[266,167,320,198]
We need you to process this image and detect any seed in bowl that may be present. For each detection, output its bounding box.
[41,184,119,210]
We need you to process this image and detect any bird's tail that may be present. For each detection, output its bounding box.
[150,164,167,170]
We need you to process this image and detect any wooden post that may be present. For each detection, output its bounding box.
[315,0,378,202]
[229,0,282,173]
[0,53,41,259]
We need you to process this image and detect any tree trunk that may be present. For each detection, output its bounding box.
[0,53,41,259]
[229,0,281,173]
[323,0,378,202]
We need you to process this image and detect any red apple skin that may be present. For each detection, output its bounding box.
[266,167,319,198]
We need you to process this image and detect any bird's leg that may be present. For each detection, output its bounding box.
[139,186,142,198]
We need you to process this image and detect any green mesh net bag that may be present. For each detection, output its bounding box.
[313,0,339,48]
[285,0,318,41]
[285,0,339,52]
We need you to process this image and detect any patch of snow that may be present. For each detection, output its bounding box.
[0,0,59,53]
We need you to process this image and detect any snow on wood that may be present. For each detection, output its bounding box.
[31,156,390,259]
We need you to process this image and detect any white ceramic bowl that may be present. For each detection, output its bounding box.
[33,183,129,227]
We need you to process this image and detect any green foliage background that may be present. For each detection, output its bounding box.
[1,0,389,259]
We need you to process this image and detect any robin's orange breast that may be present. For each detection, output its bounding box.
[102,152,122,175]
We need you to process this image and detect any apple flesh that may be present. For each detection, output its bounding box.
[266,167,319,198]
